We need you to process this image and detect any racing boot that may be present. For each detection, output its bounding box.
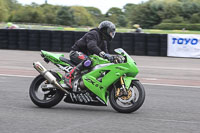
[64,59,92,88]
[64,63,83,88]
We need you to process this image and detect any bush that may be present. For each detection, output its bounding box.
[190,13,200,23]
[153,23,200,30]
[162,16,184,23]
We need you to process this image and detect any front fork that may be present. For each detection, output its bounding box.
[120,76,128,95]
[116,76,138,97]
[116,76,128,97]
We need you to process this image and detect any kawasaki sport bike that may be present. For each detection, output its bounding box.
[29,48,145,113]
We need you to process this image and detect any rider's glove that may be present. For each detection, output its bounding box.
[104,53,114,62]
[99,51,114,62]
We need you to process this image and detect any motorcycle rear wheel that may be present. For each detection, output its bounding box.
[29,72,64,108]
[109,80,145,113]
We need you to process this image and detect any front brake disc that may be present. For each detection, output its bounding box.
[118,87,135,103]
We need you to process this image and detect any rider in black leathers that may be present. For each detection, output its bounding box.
[65,21,116,88]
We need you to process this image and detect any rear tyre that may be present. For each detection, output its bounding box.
[29,72,64,108]
[109,80,145,113]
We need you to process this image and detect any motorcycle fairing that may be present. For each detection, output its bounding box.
[82,63,136,103]
[41,50,70,66]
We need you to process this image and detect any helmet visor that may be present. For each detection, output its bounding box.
[107,27,116,39]
[110,31,116,39]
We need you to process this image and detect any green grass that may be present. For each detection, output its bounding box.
[116,28,200,34]
[1,23,200,34]
[143,29,200,34]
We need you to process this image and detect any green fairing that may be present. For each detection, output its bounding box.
[123,77,138,90]
[41,50,70,66]
[83,49,139,104]
[41,49,139,104]
[89,55,110,67]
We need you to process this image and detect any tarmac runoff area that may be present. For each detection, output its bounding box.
[0,49,199,88]
[0,49,200,133]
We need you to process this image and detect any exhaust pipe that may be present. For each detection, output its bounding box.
[33,62,69,94]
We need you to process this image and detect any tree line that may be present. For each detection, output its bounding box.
[1,0,200,29]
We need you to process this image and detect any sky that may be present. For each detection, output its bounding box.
[17,0,148,14]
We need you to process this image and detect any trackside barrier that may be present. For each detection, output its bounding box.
[0,29,167,56]
[167,34,200,58]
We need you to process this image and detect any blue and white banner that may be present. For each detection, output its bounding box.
[168,34,200,58]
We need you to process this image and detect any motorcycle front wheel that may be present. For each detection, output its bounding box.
[109,80,145,113]
[29,72,64,108]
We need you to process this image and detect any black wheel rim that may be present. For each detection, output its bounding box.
[32,77,58,102]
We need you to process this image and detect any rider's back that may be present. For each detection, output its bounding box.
[71,28,109,56]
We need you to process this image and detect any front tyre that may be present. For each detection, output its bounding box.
[29,72,64,108]
[109,80,145,113]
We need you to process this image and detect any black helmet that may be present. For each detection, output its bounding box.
[98,20,116,41]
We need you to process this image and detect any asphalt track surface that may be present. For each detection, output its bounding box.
[0,50,200,133]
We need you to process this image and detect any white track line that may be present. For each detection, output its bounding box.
[0,74,199,88]
[143,83,200,88]
[0,74,35,78]
[139,66,200,71]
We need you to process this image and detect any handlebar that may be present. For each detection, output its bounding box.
[113,55,125,64]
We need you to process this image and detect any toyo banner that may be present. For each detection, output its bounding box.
[168,34,200,58]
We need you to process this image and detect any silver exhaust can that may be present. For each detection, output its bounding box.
[33,62,69,94]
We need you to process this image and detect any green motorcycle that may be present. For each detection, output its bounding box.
[29,48,145,113]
